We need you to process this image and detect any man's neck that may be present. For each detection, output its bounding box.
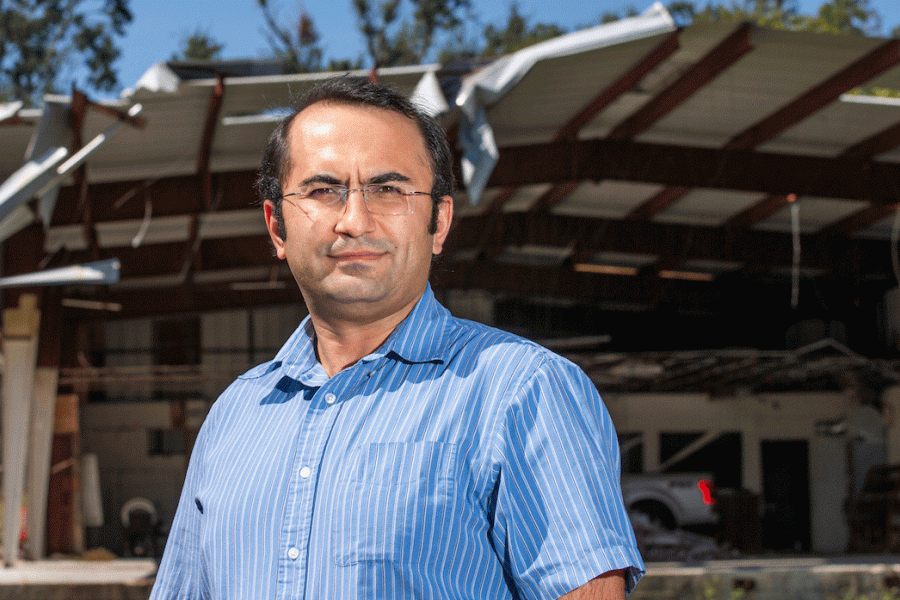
[308,297,420,378]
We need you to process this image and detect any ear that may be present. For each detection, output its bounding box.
[264,200,287,260]
[431,195,453,256]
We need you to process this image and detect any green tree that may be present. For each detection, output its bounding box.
[479,2,566,58]
[669,0,878,34]
[173,28,225,61]
[598,5,640,24]
[0,0,133,105]
[353,0,471,67]
[666,0,895,95]
[257,0,323,73]
[796,0,877,35]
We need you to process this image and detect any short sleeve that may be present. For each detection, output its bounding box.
[490,356,644,599]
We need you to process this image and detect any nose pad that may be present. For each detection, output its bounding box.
[334,189,375,234]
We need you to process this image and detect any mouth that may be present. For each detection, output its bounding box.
[329,250,386,263]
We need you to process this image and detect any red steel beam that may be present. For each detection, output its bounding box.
[531,181,583,213]
[626,186,691,220]
[608,23,754,140]
[725,193,794,229]
[611,23,753,219]
[820,118,900,235]
[70,88,100,261]
[197,75,225,211]
[487,138,900,202]
[556,32,681,142]
[843,119,900,159]
[725,38,900,150]
[182,76,226,281]
[636,37,900,225]
[822,202,899,236]
[486,32,683,220]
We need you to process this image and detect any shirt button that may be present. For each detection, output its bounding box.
[287,547,300,560]
[324,393,337,405]
[299,466,311,478]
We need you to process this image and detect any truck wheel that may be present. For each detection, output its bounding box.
[630,500,676,530]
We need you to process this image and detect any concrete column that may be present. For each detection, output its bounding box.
[742,397,762,494]
[2,294,40,566]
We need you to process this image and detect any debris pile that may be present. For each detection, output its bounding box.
[630,512,738,562]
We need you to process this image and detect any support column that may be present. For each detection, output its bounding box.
[2,294,41,566]
[23,289,62,560]
[23,368,58,560]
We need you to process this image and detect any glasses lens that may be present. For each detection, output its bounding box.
[302,185,343,206]
[364,184,410,215]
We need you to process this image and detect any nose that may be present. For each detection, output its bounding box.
[333,188,375,237]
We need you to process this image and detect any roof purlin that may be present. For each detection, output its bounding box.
[821,119,900,235]
[634,37,900,229]
[469,31,686,258]
[488,138,900,202]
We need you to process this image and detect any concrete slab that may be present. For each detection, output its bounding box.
[0,555,896,599]
[635,555,900,600]
[0,559,155,600]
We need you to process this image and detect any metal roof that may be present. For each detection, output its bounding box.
[2,8,900,322]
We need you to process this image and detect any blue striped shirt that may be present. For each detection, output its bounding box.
[150,286,644,599]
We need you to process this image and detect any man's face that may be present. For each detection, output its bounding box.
[264,102,452,323]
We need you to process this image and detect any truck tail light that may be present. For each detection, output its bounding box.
[698,479,715,505]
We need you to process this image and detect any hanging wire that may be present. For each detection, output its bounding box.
[790,195,800,309]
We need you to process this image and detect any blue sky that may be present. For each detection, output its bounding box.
[112,0,900,94]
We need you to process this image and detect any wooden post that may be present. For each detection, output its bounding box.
[2,294,41,566]
[24,368,59,560]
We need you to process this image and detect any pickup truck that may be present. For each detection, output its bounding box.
[621,473,717,529]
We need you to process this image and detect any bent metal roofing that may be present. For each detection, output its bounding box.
[1,11,900,321]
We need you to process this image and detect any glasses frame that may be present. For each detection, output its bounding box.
[282,183,433,216]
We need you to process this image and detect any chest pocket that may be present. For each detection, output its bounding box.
[333,441,457,566]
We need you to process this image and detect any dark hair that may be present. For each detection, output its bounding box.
[254,76,454,237]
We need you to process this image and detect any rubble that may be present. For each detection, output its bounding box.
[630,512,738,562]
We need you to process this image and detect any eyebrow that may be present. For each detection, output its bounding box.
[367,172,411,185]
[300,174,343,187]
[299,172,412,187]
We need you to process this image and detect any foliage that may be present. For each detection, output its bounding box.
[667,0,898,96]
[352,0,471,67]
[0,0,133,105]
[699,577,748,600]
[668,0,878,35]
[257,0,322,73]
[326,57,364,72]
[172,28,225,61]
[598,5,640,25]
[479,2,567,58]
[828,586,900,600]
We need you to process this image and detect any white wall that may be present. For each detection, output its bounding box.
[81,401,200,551]
[84,304,308,552]
[605,391,851,553]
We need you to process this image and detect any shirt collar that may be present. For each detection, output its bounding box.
[274,284,454,381]
[374,284,454,364]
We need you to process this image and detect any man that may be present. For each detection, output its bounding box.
[150,77,644,599]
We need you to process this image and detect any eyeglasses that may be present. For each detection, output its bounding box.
[282,183,432,216]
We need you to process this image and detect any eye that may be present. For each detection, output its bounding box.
[300,186,345,205]
[307,185,339,198]
[369,184,404,198]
